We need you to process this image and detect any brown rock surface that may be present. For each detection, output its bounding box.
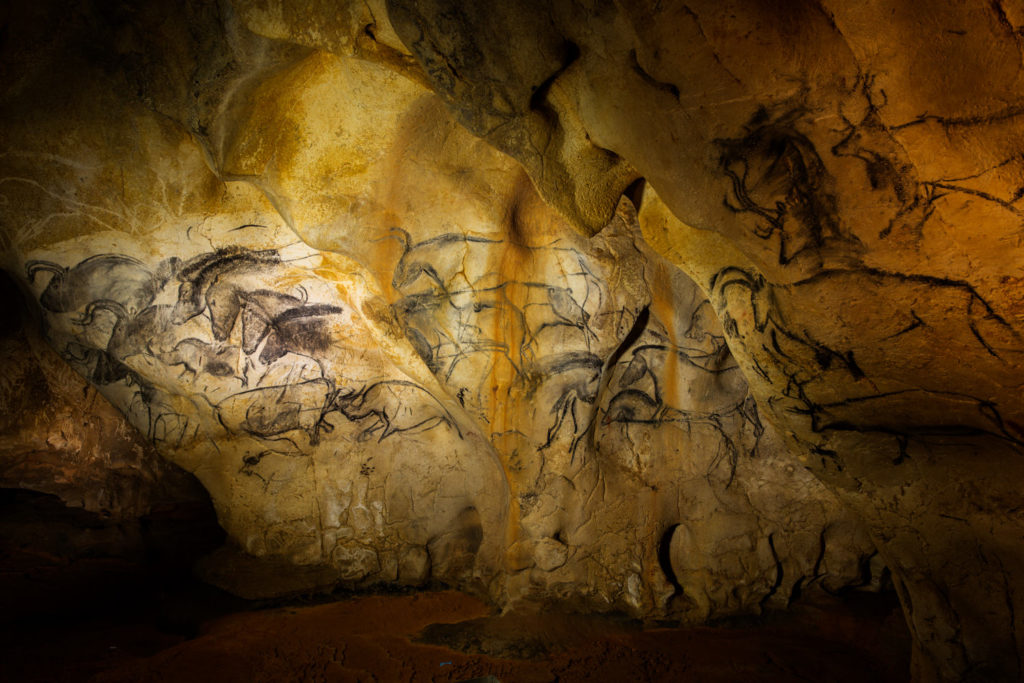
[1,1,1022,680]
[82,590,909,683]
[382,2,1024,679]
[0,271,205,519]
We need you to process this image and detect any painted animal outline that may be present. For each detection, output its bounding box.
[714,107,862,266]
[159,337,246,384]
[216,378,336,446]
[533,352,603,450]
[616,343,748,420]
[387,228,503,293]
[71,299,195,387]
[708,264,1024,452]
[27,253,176,315]
[388,226,604,323]
[333,380,463,443]
[68,298,212,444]
[72,299,243,389]
[236,289,346,366]
[170,246,282,330]
[601,385,745,486]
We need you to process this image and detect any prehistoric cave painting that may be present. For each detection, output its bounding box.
[806,389,1024,445]
[615,343,747,416]
[716,87,1024,260]
[160,338,246,384]
[332,379,463,443]
[27,253,177,315]
[46,294,197,445]
[27,242,467,466]
[684,300,726,354]
[59,341,184,444]
[532,351,603,451]
[388,226,609,416]
[601,333,759,484]
[381,214,773,484]
[830,108,937,240]
[217,378,336,446]
[708,265,1024,455]
[715,107,863,266]
[393,287,524,386]
[237,289,345,367]
[74,300,184,371]
[388,228,504,293]
[878,96,1024,227]
[553,289,766,486]
[829,76,1024,243]
[171,246,284,337]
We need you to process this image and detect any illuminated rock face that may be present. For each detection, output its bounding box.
[1,0,1023,680]
[0,272,205,520]
[1,0,874,617]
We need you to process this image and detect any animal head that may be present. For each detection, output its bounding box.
[330,386,363,413]
[603,389,659,425]
[392,258,432,291]
[618,353,649,388]
[171,281,203,324]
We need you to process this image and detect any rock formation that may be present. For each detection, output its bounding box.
[2,1,1022,680]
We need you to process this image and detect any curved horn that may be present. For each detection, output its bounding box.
[74,299,128,327]
[329,385,360,409]
[374,226,411,250]
[24,260,64,284]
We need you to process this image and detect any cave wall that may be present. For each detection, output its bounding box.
[378,2,1024,680]
[0,271,205,519]
[1,1,1023,681]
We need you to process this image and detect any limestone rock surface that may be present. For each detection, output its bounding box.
[4,1,1024,681]
[380,2,1024,680]
[0,272,205,519]
[0,0,875,619]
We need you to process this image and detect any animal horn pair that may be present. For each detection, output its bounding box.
[373,226,411,250]
[73,299,128,326]
[25,260,64,283]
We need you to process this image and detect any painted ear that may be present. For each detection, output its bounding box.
[241,308,270,354]
[619,355,648,387]
[155,256,182,282]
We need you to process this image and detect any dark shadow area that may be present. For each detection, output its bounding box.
[0,487,910,683]
[0,488,236,682]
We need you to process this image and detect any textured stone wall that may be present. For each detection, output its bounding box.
[0,272,205,519]
[378,3,1024,680]
[2,1,1022,680]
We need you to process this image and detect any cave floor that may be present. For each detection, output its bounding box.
[1,585,909,682]
[0,489,910,682]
